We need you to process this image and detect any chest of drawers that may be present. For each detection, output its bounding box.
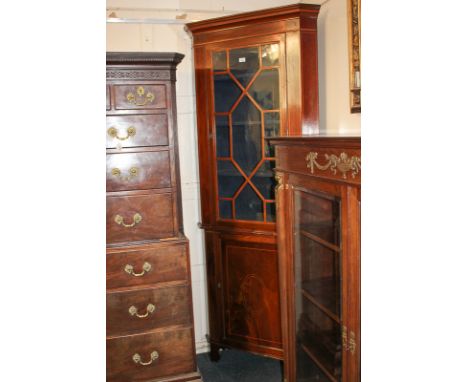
[106,52,202,382]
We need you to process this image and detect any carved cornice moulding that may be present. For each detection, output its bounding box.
[186,3,320,34]
[106,69,173,81]
[106,52,184,67]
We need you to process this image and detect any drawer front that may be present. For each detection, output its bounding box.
[107,193,174,244]
[107,328,196,382]
[114,84,167,110]
[107,285,191,336]
[107,243,189,289]
[106,114,169,149]
[106,151,171,192]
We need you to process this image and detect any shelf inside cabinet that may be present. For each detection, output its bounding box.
[297,306,342,381]
[302,278,340,323]
[299,229,340,252]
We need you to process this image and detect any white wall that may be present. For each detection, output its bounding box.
[317,0,361,133]
[106,0,361,354]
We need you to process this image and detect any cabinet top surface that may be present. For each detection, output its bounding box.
[186,3,320,33]
[106,52,184,66]
[269,135,361,147]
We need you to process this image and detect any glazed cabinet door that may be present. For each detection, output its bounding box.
[210,41,283,224]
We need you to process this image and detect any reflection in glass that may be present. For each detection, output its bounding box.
[261,43,280,66]
[249,69,279,110]
[252,160,275,200]
[217,160,244,198]
[232,97,262,175]
[294,190,342,381]
[235,184,263,221]
[229,47,260,87]
[212,50,227,71]
[216,116,230,157]
[264,112,280,157]
[214,74,242,112]
[219,200,233,219]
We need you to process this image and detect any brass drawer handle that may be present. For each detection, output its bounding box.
[126,86,155,106]
[132,351,159,366]
[107,126,136,141]
[111,167,139,181]
[114,213,142,228]
[129,303,156,318]
[124,262,151,277]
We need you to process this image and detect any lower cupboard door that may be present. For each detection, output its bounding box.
[106,328,195,381]
[220,236,282,355]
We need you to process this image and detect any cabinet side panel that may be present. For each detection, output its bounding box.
[193,46,215,226]
[300,30,319,134]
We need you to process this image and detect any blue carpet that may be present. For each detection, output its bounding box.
[197,349,282,382]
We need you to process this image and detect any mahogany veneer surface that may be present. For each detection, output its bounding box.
[187,3,321,361]
[106,52,201,382]
[272,136,361,382]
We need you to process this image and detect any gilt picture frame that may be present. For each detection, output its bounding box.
[348,0,361,113]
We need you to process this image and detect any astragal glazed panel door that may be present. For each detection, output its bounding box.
[211,43,282,223]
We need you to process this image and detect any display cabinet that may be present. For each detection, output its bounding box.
[187,4,321,361]
[272,136,360,382]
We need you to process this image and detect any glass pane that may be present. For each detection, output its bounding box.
[232,96,262,175]
[248,69,279,110]
[214,74,242,112]
[261,43,280,66]
[297,192,341,246]
[217,160,244,198]
[298,235,341,315]
[229,47,260,87]
[264,112,280,157]
[216,116,230,157]
[297,343,331,381]
[212,50,227,71]
[297,303,342,381]
[235,184,263,221]
[294,190,342,381]
[266,202,276,222]
[252,160,275,200]
[219,200,233,219]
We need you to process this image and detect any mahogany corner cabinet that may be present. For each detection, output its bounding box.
[272,136,361,382]
[186,3,321,361]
